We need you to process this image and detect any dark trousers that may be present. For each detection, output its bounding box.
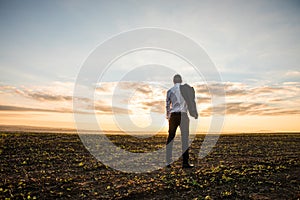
[166,112,190,164]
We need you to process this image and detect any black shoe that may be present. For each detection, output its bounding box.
[166,164,171,168]
[182,163,194,168]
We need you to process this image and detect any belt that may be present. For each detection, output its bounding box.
[171,112,187,115]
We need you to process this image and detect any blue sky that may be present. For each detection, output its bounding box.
[1,0,299,84]
[0,0,299,132]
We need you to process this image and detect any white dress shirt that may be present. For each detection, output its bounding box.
[166,83,188,119]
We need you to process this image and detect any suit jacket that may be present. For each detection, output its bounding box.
[180,84,198,119]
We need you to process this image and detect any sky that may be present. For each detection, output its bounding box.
[0,0,299,133]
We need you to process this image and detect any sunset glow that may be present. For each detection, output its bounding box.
[0,80,299,133]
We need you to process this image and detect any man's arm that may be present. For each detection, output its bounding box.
[166,90,171,119]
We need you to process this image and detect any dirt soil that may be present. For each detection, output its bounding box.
[0,132,299,199]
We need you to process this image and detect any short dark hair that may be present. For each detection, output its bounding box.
[173,74,182,84]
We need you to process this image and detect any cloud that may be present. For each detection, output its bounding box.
[114,82,152,93]
[26,92,73,101]
[76,99,131,115]
[285,70,300,77]
[201,102,300,117]
[96,81,166,114]
[119,81,300,117]
[194,82,299,100]
[193,81,300,116]
[250,86,288,94]
[224,102,267,115]
[0,83,75,102]
[194,82,245,97]
[0,102,130,116]
[1,81,299,117]
[0,82,139,115]
[135,86,152,95]
[197,96,211,104]
[95,82,155,100]
[95,82,118,94]
[141,100,165,113]
[94,104,131,115]
[0,104,72,113]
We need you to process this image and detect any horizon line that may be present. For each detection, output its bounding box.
[0,124,299,135]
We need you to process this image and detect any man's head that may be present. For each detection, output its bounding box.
[173,74,182,84]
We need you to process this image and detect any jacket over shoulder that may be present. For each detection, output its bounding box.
[180,84,198,119]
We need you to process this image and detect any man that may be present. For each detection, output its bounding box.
[166,74,197,168]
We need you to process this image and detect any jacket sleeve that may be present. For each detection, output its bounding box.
[180,84,198,119]
[191,87,198,119]
[166,90,171,119]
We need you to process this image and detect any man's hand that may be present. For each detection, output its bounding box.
[166,114,170,120]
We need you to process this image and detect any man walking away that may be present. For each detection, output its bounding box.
[166,74,197,168]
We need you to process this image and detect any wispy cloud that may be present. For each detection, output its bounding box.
[0,82,130,115]
[93,101,131,115]
[0,82,75,102]
[25,92,73,101]
[140,100,165,113]
[0,104,72,113]
[195,81,300,116]
[285,70,300,77]
[104,81,300,117]
[194,82,299,98]
[1,81,299,117]
[202,102,300,117]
